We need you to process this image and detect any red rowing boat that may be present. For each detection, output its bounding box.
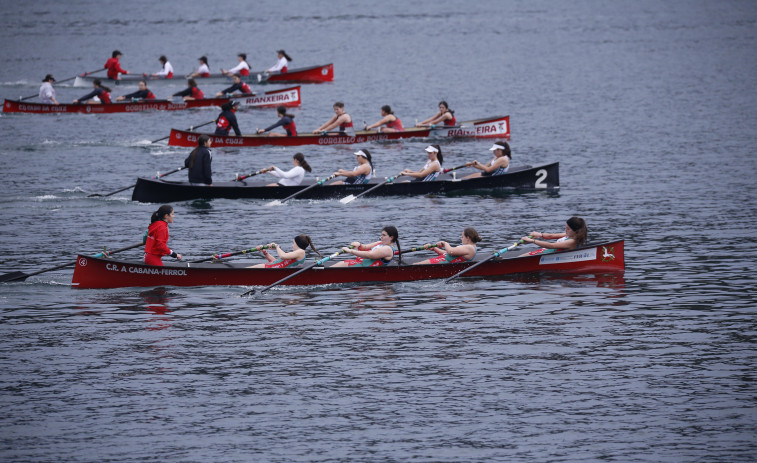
[166,115,510,148]
[71,239,624,289]
[3,86,301,114]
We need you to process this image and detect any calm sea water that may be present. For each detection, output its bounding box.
[1,1,756,461]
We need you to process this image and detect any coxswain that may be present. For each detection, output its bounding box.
[222,53,251,77]
[264,152,312,186]
[188,56,211,78]
[116,80,156,101]
[462,141,511,179]
[400,145,443,182]
[215,101,242,136]
[266,50,292,73]
[417,101,456,127]
[331,226,401,268]
[104,50,129,80]
[250,235,321,268]
[184,134,212,185]
[365,105,404,132]
[38,74,58,105]
[412,228,481,265]
[330,149,373,185]
[144,205,182,266]
[257,105,296,137]
[313,101,353,134]
[215,74,252,97]
[521,217,588,253]
[150,55,174,79]
[73,79,112,104]
[172,79,204,101]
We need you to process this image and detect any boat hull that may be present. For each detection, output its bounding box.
[131,163,559,203]
[71,240,624,289]
[72,64,334,87]
[166,115,510,147]
[2,86,300,114]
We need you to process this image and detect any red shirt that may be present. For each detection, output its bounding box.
[100,91,111,104]
[104,57,128,80]
[240,82,252,94]
[192,87,204,99]
[144,221,171,257]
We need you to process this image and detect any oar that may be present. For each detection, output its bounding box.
[151,120,215,143]
[0,242,143,283]
[241,245,354,296]
[235,168,269,182]
[395,244,439,255]
[88,166,185,197]
[19,68,106,101]
[265,174,337,207]
[339,171,404,204]
[443,164,469,174]
[189,243,275,263]
[443,239,526,283]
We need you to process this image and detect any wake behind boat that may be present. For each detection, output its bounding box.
[166,115,511,147]
[73,64,334,87]
[131,162,558,203]
[3,86,301,114]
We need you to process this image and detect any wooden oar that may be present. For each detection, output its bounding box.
[19,68,106,101]
[0,242,143,283]
[234,168,269,182]
[442,164,469,174]
[339,171,404,204]
[443,239,526,283]
[241,245,354,296]
[265,174,337,207]
[151,120,215,143]
[189,243,275,263]
[88,166,185,197]
[395,244,439,255]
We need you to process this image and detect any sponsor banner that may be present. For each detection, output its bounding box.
[539,248,597,265]
[105,262,188,276]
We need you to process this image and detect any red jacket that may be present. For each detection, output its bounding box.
[104,57,128,80]
[144,220,171,256]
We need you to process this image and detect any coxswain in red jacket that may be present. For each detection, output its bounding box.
[144,205,181,266]
[104,50,129,80]
[215,101,242,136]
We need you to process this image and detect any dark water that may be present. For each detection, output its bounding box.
[1,1,756,461]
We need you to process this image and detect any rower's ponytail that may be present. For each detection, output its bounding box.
[151,205,173,224]
[295,234,322,258]
[433,144,443,166]
[294,152,312,173]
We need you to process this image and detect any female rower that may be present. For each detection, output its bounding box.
[417,101,456,127]
[116,80,156,101]
[151,55,174,79]
[462,141,511,179]
[400,145,443,182]
[365,105,404,133]
[144,205,182,266]
[188,56,211,78]
[39,74,58,105]
[413,227,481,265]
[172,79,204,101]
[332,226,402,268]
[216,74,252,97]
[104,50,128,80]
[257,105,296,137]
[222,53,251,77]
[215,101,241,136]
[184,134,212,185]
[313,101,353,134]
[73,79,112,104]
[331,149,373,185]
[265,152,312,186]
[267,50,292,73]
[521,217,588,252]
[250,235,321,268]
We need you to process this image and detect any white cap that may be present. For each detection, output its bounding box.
[489,142,506,151]
[425,145,439,153]
[354,150,368,158]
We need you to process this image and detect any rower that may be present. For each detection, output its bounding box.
[417,101,456,127]
[365,105,404,132]
[215,101,242,136]
[266,50,292,74]
[521,217,588,253]
[331,226,401,268]
[462,141,511,179]
[184,134,212,185]
[412,228,481,265]
[400,145,443,182]
[116,80,156,101]
[221,53,251,77]
[264,152,312,186]
[312,101,353,135]
[249,235,321,268]
[188,56,211,78]
[104,50,129,80]
[39,74,58,105]
[150,55,174,79]
[216,74,252,97]
[73,79,112,104]
[330,149,373,185]
[172,79,204,101]
[256,105,297,137]
[144,205,182,266]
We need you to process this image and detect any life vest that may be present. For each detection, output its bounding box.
[191,87,204,99]
[283,119,297,136]
[444,114,456,126]
[240,82,252,94]
[100,91,111,104]
[386,117,403,131]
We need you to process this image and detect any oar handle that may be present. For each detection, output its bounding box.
[235,168,268,181]
[396,244,439,255]
[190,243,276,263]
[443,164,469,173]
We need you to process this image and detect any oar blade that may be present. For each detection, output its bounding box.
[0,271,28,283]
[339,195,356,204]
[265,200,282,207]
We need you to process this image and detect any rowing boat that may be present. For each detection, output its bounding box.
[3,86,301,114]
[166,115,511,147]
[72,64,334,87]
[130,162,558,203]
[70,239,624,289]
